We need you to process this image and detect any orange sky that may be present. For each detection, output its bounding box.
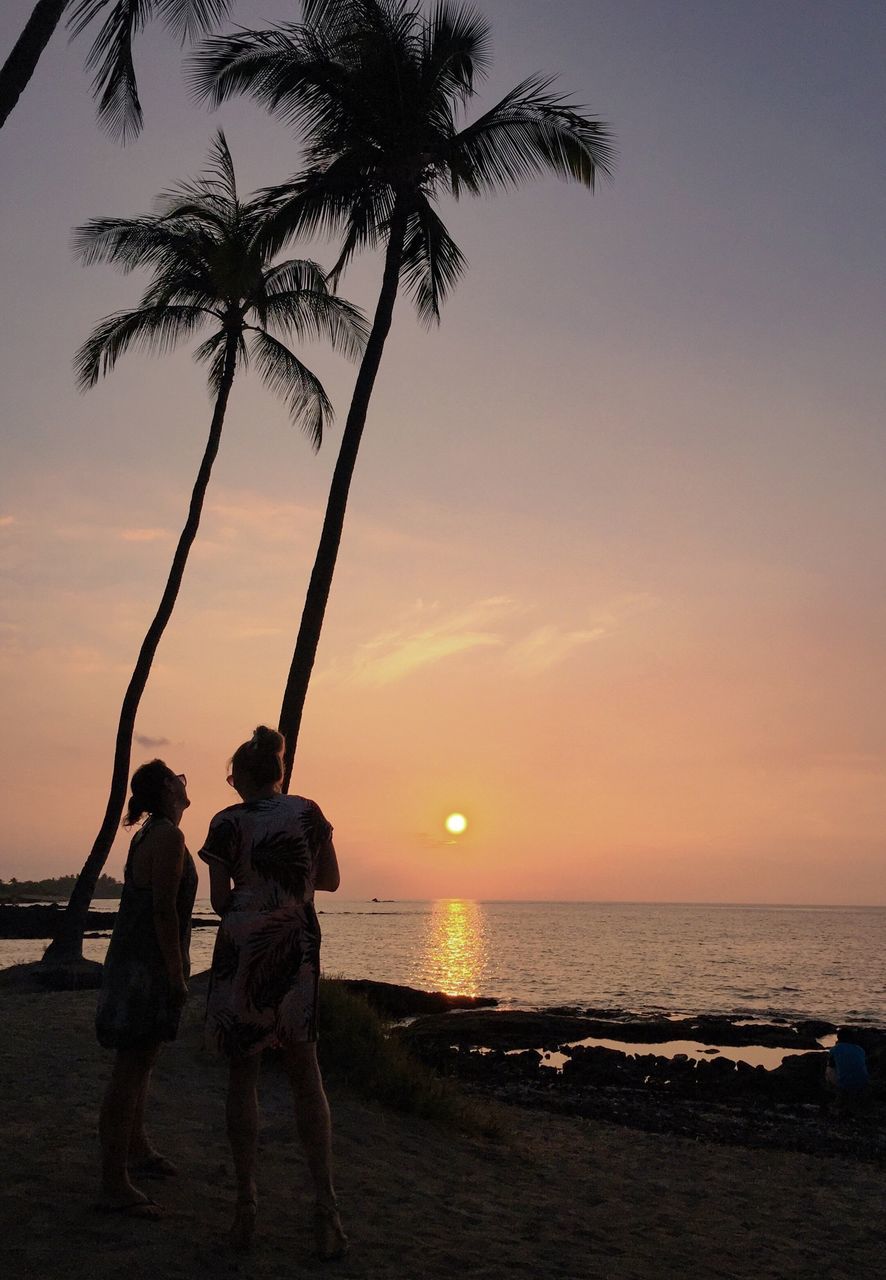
[1,1,885,904]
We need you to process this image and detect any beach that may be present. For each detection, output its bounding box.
[1,980,884,1279]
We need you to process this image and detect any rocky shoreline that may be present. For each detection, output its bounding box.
[393,1005,886,1165]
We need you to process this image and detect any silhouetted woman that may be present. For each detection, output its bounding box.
[200,726,345,1256]
[95,760,197,1216]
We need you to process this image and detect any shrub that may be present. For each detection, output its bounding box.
[318,977,503,1139]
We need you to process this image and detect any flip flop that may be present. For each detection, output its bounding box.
[93,1197,163,1220]
[229,1199,257,1252]
[132,1153,178,1179]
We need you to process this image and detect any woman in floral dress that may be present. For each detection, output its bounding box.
[200,726,345,1257]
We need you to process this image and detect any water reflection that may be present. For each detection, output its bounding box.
[420,899,488,996]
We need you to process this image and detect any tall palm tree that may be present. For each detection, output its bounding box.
[192,0,615,788]
[0,0,232,137]
[44,132,367,962]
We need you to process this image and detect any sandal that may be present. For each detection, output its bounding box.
[314,1200,348,1261]
[93,1196,163,1220]
[229,1199,257,1252]
[132,1153,178,1179]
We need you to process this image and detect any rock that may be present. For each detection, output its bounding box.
[796,1019,837,1040]
[770,1052,828,1103]
[338,979,497,1019]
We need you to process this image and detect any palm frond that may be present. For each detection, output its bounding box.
[188,26,304,110]
[202,128,238,202]
[263,258,329,295]
[400,195,466,325]
[193,327,232,394]
[422,1,491,105]
[74,304,207,389]
[249,328,333,449]
[302,0,363,39]
[72,0,150,142]
[261,285,369,361]
[67,0,231,140]
[450,74,616,195]
[256,161,393,268]
[154,0,233,44]
[72,214,206,274]
[139,262,220,311]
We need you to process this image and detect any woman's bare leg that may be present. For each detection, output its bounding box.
[98,1047,159,1208]
[226,1053,261,1247]
[282,1043,335,1203]
[283,1043,347,1257]
[127,1044,162,1162]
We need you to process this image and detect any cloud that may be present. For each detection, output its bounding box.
[503,593,662,674]
[333,592,664,686]
[504,623,607,673]
[0,515,15,528]
[119,528,171,543]
[134,733,171,749]
[343,596,516,686]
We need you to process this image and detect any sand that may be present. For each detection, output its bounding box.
[0,983,883,1280]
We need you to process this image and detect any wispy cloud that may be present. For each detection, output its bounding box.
[135,733,171,749]
[503,593,661,674]
[334,592,663,686]
[343,597,515,686]
[504,624,607,673]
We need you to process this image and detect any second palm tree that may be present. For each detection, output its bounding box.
[194,0,615,789]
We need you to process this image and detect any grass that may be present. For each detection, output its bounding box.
[318,976,504,1140]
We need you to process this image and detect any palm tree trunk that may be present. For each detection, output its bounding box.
[43,334,239,963]
[278,203,408,790]
[0,0,69,130]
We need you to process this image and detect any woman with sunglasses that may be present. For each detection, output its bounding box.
[199,726,345,1257]
[95,760,197,1217]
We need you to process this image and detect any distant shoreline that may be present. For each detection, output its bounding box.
[0,903,216,940]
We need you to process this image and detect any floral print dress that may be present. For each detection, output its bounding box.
[199,794,332,1057]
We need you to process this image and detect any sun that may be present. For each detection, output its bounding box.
[444,812,468,836]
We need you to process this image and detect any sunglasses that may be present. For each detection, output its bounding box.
[226,774,235,787]
[177,773,187,787]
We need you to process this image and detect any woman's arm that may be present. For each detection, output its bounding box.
[315,837,341,893]
[208,860,233,915]
[150,826,188,1001]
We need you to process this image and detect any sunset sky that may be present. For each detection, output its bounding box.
[1,1,885,905]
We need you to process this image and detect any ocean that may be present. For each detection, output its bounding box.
[4,899,884,1024]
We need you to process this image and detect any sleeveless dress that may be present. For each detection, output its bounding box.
[95,817,198,1051]
[199,794,332,1057]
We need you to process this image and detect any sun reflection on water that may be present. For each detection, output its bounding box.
[420,899,488,996]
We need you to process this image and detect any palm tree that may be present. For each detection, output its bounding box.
[0,0,233,138]
[191,0,615,788]
[44,132,367,962]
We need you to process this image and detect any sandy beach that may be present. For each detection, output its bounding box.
[0,980,883,1280]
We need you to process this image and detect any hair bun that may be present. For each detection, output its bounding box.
[252,725,284,754]
[231,726,285,789]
